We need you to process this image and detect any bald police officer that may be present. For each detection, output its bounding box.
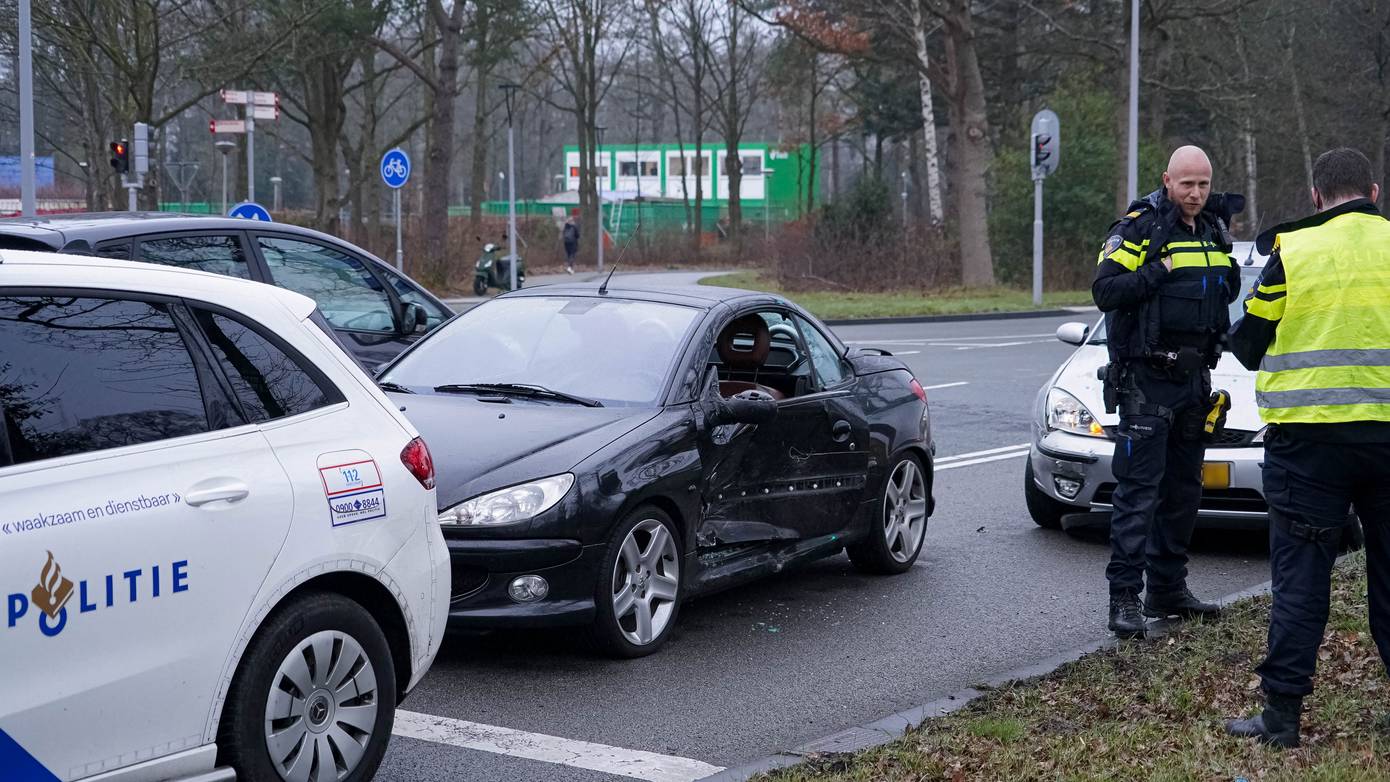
[1093,146,1243,638]
[1226,147,1390,748]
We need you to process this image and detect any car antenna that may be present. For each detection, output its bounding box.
[597,226,639,296]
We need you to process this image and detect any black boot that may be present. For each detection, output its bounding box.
[1144,585,1221,619]
[1108,591,1146,639]
[1226,692,1302,748]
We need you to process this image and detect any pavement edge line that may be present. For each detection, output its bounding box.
[697,577,1277,782]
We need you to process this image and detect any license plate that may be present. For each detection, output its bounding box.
[1202,462,1231,489]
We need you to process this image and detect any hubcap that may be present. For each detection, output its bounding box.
[264,630,379,782]
[611,519,680,646]
[883,459,928,563]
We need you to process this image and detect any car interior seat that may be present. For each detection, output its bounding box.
[716,314,787,400]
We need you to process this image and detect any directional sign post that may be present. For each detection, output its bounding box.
[381,148,411,271]
[229,201,272,222]
[221,89,279,204]
[1030,109,1061,307]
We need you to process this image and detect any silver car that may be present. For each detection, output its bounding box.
[1027,242,1272,531]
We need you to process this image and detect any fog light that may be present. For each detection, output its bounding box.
[1053,475,1083,500]
[508,575,549,603]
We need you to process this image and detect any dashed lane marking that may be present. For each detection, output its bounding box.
[920,381,968,391]
[935,443,1031,471]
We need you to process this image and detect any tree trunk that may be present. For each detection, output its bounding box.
[423,1,465,284]
[1286,24,1314,192]
[941,1,994,287]
[469,67,491,235]
[913,0,945,224]
[722,3,743,248]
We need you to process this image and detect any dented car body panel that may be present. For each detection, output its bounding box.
[378,283,934,630]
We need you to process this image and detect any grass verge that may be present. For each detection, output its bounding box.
[763,553,1388,782]
[700,271,1094,320]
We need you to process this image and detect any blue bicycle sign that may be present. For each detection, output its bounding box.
[380,149,411,189]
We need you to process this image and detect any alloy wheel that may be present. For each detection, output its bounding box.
[883,458,928,563]
[264,630,380,782]
[611,518,681,646]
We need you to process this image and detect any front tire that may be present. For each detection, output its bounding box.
[472,278,488,296]
[1024,458,1073,529]
[590,507,683,658]
[217,592,396,782]
[848,453,929,574]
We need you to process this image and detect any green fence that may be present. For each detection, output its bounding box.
[475,200,799,242]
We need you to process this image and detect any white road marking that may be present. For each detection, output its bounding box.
[845,332,1057,345]
[937,450,1030,471]
[921,381,968,390]
[935,443,1031,464]
[393,710,726,782]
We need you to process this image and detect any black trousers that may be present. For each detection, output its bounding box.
[1257,431,1390,696]
[1107,363,1208,596]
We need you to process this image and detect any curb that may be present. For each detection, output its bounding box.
[821,309,1081,327]
[699,578,1277,782]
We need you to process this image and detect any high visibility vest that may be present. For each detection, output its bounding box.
[1255,211,1390,424]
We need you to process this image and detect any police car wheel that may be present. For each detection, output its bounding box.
[590,507,683,658]
[217,592,396,782]
[848,453,928,575]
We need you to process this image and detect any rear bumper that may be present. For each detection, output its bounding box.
[444,536,601,629]
[1029,429,1269,525]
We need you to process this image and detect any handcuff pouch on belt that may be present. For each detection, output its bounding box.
[1096,362,1173,422]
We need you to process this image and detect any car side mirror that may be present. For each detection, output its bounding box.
[397,302,428,336]
[708,395,778,427]
[1055,322,1090,346]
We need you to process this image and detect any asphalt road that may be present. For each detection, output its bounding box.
[376,311,1273,782]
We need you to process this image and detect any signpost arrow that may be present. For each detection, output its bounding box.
[210,119,247,134]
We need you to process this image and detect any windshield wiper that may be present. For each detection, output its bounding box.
[432,383,604,407]
[376,381,414,394]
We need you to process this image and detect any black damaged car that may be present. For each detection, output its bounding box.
[377,281,935,657]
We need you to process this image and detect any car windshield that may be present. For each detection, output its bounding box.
[1089,265,1263,343]
[381,296,700,406]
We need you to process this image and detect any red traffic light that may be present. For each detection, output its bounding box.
[110,141,129,174]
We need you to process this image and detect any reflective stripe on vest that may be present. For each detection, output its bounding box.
[1256,211,1390,424]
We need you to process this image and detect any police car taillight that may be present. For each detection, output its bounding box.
[910,378,927,401]
[401,437,436,490]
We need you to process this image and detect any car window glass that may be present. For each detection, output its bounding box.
[192,308,332,422]
[258,237,395,333]
[95,241,132,260]
[794,315,848,388]
[382,296,699,406]
[0,295,210,466]
[379,265,449,328]
[137,235,251,279]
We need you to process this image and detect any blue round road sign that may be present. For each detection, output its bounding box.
[381,148,411,189]
[228,201,272,222]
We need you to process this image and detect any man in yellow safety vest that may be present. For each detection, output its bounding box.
[1226,147,1390,748]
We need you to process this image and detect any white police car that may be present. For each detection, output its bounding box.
[0,250,449,781]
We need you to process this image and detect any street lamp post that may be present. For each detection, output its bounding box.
[18,0,36,216]
[1127,0,1139,203]
[270,175,282,212]
[500,84,521,292]
[595,125,606,272]
[215,139,235,214]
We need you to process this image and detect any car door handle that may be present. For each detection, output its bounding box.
[184,479,250,507]
[831,420,852,442]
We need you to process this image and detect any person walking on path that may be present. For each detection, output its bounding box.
[563,210,580,274]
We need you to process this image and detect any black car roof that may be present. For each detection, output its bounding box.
[502,282,785,311]
[0,212,352,250]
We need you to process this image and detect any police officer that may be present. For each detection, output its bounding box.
[1093,145,1242,638]
[1226,147,1390,748]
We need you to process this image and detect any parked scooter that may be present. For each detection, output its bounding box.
[473,242,526,296]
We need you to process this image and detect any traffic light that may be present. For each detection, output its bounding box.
[109,141,129,174]
[1032,133,1053,168]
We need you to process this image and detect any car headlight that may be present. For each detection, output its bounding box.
[1046,388,1106,437]
[438,473,575,526]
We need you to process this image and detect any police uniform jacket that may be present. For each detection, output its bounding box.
[1093,189,1243,365]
